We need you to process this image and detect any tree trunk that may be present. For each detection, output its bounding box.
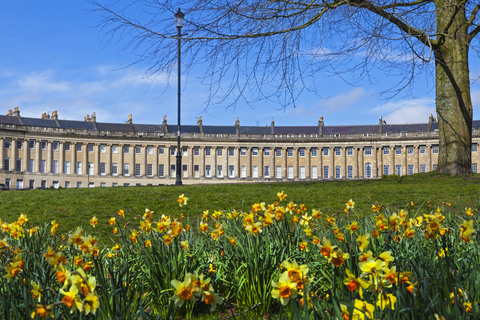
[435,0,472,176]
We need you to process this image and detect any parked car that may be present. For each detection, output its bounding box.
[0,184,10,191]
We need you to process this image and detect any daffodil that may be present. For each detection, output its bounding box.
[319,237,336,258]
[353,299,375,320]
[245,222,263,235]
[177,194,188,207]
[277,191,287,201]
[31,281,43,302]
[330,249,350,267]
[357,233,370,252]
[343,269,370,296]
[67,227,83,246]
[84,292,100,315]
[60,285,83,313]
[358,257,386,276]
[282,260,309,282]
[378,251,394,265]
[90,216,98,228]
[377,292,397,310]
[35,304,54,319]
[203,291,224,311]
[271,272,298,305]
[345,199,355,210]
[171,273,198,306]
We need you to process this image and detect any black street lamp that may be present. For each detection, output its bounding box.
[175,8,184,186]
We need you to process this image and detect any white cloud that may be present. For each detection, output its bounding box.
[17,71,71,93]
[370,98,435,124]
[320,87,367,111]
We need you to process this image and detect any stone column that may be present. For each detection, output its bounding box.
[224,148,229,178]
[391,146,395,175]
[94,144,100,175]
[106,144,112,175]
[306,147,311,179]
[153,146,159,177]
[58,142,64,174]
[378,146,383,177]
[282,147,287,179]
[212,147,217,178]
[358,147,363,178]
[330,147,334,179]
[190,146,194,178]
[130,145,135,176]
[10,138,16,171]
[258,147,263,178]
[426,144,431,171]
[353,147,358,178]
[237,147,242,178]
[118,144,124,175]
[200,147,205,178]
[83,143,88,174]
[0,139,4,170]
[165,146,170,177]
[402,146,407,176]
[372,146,377,178]
[287,147,294,180]
[341,147,346,178]
[71,142,76,174]
[319,147,323,179]
[23,140,29,173]
[142,145,147,176]
[414,146,419,174]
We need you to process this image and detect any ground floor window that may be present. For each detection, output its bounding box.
[365,162,372,178]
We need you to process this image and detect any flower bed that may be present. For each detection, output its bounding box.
[1,193,478,319]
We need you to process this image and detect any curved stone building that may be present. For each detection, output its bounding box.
[1,107,479,189]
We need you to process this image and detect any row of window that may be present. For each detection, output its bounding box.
[5,163,478,189]
[8,138,475,156]
[11,158,478,177]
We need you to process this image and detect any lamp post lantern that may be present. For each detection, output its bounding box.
[174,8,184,186]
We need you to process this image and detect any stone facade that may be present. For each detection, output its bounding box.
[1,108,479,189]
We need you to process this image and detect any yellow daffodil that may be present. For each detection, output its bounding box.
[90,216,98,228]
[330,249,350,267]
[177,194,188,207]
[357,233,370,252]
[377,292,397,310]
[31,281,43,302]
[203,291,224,311]
[353,299,375,320]
[319,237,336,258]
[358,257,386,275]
[171,273,198,306]
[245,222,263,235]
[84,292,100,315]
[299,241,308,252]
[271,272,298,305]
[281,260,309,282]
[35,304,54,319]
[378,251,394,265]
[108,217,116,225]
[199,221,209,232]
[345,199,355,210]
[60,285,83,313]
[277,191,287,201]
[118,209,125,217]
[343,268,370,296]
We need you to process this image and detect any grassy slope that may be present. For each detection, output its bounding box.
[1,172,479,244]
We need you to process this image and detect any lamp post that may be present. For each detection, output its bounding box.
[175,8,184,186]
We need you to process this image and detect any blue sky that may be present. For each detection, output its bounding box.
[1,1,479,127]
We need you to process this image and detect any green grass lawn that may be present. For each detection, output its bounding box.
[1,172,479,245]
